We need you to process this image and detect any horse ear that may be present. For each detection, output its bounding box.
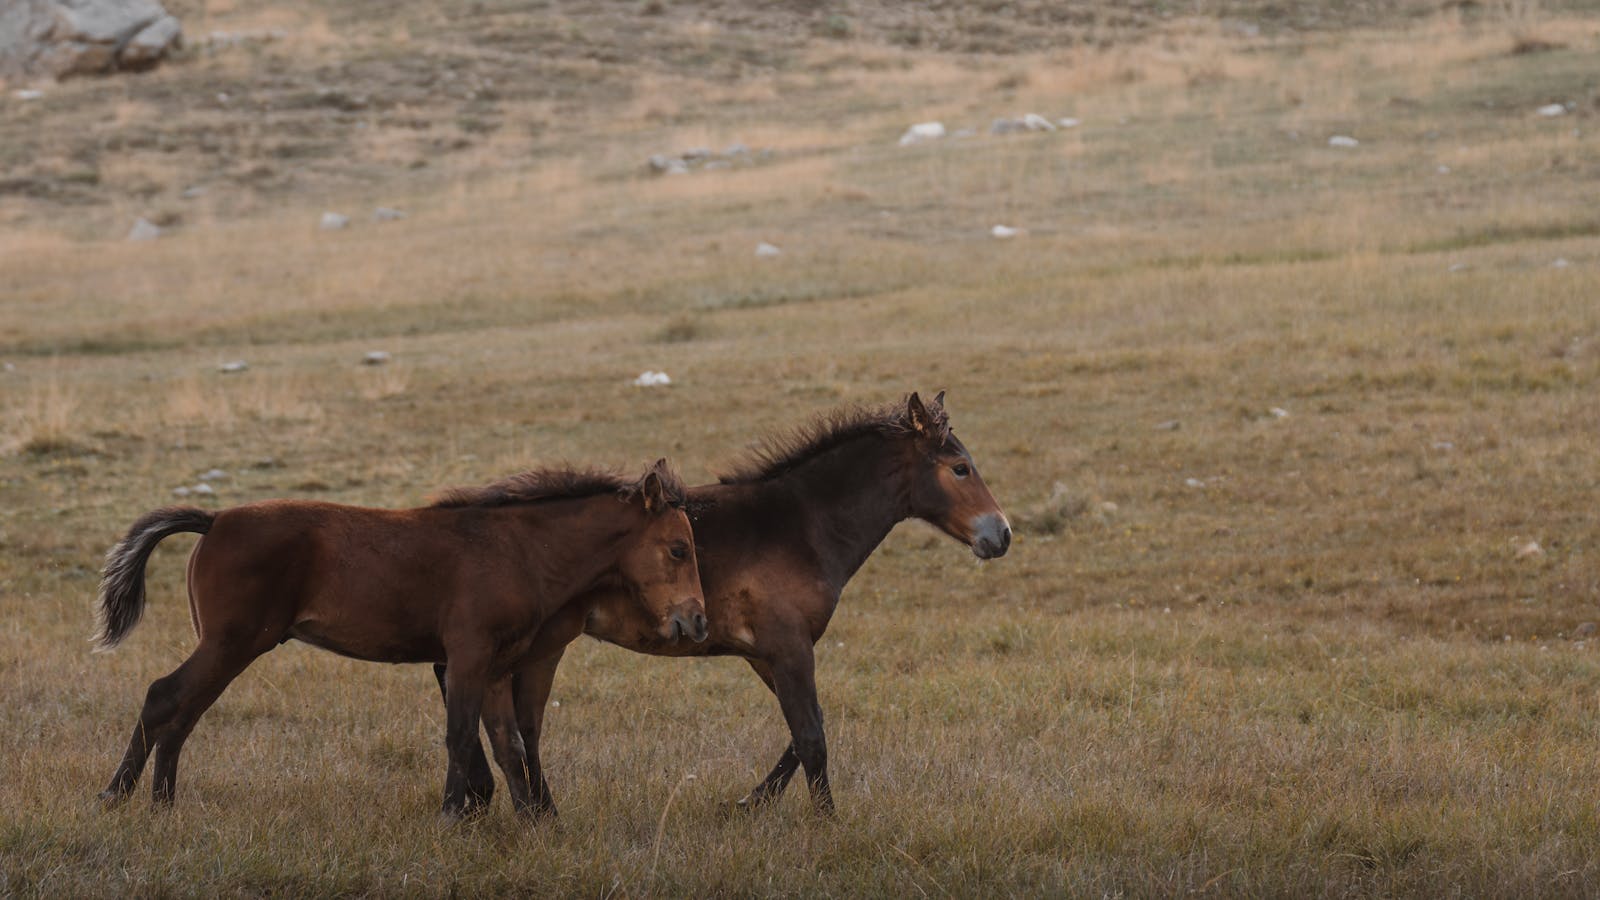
[641,468,666,514]
[907,391,929,435]
[933,389,946,408]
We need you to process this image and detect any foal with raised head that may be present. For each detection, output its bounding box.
[96,460,705,820]
[443,392,1011,814]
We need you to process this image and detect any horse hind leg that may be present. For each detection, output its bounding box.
[101,666,189,804]
[141,637,271,805]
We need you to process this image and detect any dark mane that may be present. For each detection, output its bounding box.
[431,465,686,510]
[717,396,950,484]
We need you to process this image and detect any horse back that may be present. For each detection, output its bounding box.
[186,500,481,662]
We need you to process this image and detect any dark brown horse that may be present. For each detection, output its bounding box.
[440,392,1010,814]
[96,461,706,819]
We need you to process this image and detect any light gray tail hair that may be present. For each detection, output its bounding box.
[94,507,215,651]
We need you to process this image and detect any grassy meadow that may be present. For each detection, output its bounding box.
[3,2,1600,895]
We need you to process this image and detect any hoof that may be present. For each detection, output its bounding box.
[514,804,558,823]
[438,802,488,826]
[723,795,767,819]
[97,789,130,809]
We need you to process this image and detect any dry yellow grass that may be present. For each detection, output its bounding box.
[3,4,1600,896]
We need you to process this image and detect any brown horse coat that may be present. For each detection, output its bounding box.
[443,392,1011,813]
[97,462,705,818]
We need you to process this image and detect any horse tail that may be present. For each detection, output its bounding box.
[94,507,215,651]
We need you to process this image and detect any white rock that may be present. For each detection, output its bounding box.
[121,14,182,67]
[319,211,350,230]
[898,121,946,146]
[362,350,392,365]
[172,486,191,497]
[723,143,748,156]
[1057,117,1081,128]
[1551,258,1571,269]
[1537,103,1568,117]
[192,482,215,496]
[991,225,1021,239]
[1022,113,1056,132]
[1517,540,1544,559]
[15,89,44,101]
[126,217,162,241]
[1184,478,1206,488]
[198,468,228,481]
[5,0,184,78]
[218,360,248,373]
[371,207,406,222]
[1436,165,1451,174]
[755,242,782,258]
[1448,263,1469,273]
[1154,419,1181,431]
[633,370,672,387]
[1269,407,1289,419]
[664,159,690,175]
[1328,135,1360,148]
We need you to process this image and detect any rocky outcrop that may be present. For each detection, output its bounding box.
[0,0,182,80]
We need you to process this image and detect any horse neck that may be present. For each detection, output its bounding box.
[768,435,910,593]
[514,499,637,600]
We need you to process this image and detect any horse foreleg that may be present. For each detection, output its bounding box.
[433,662,495,811]
[440,662,488,821]
[749,645,833,816]
[512,647,567,819]
[735,657,802,811]
[482,678,535,817]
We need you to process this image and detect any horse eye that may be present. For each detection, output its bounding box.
[669,544,688,561]
[952,463,970,478]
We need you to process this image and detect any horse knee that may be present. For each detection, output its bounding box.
[793,734,827,771]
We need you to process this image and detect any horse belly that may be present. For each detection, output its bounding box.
[286,552,452,663]
[289,617,443,664]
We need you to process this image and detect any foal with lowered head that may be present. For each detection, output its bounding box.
[96,460,705,820]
